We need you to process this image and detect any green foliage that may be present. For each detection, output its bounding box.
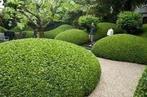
[55,29,89,45]
[92,34,147,64]
[134,67,147,97]
[117,11,143,34]
[0,38,101,97]
[141,24,147,37]
[0,26,7,33]
[78,15,100,27]
[44,24,74,39]
[94,22,123,40]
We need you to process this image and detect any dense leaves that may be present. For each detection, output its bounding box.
[117,11,143,34]
[44,24,74,39]
[134,67,147,97]
[92,34,147,64]
[0,38,101,97]
[55,29,89,45]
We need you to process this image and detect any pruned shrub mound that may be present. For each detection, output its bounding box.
[92,34,147,64]
[44,24,74,39]
[94,22,123,40]
[55,29,89,45]
[134,68,147,97]
[0,39,101,97]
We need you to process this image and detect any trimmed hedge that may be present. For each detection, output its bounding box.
[44,24,74,39]
[134,67,147,97]
[94,22,123,40]
[92,34,147,64]
[0,39,101,97]
[55,29,89,45]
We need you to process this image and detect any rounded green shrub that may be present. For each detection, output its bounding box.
[78,15,100,27]
[0,39,101,97]
[44,24,74,39]
[55,29,89,45]
[94,22,123,40]
[134,67,147,97]
[117,11,143,34]
[92,34,147,64]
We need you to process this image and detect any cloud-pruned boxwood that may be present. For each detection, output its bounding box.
[134,67,147,97]
[92,34,147,64]
[44,24,74,39]
[94,22,123,40]
[0,39,101,97]
[55,29,89,45]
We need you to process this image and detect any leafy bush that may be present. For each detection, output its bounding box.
[117,11,143,34]
[0,26,7,33]
[0,39,101,97]
[55,29,89,45]
[134,68,147,97]
[44,24,74,39]
[141,24,147,37]
[94,22,123,40]
[92,34,147,64]
[78,15,100,27]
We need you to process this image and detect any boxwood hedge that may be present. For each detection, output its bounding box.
[0,39,101,97]
[91,34,147,64]
[134,67,147,97]
[44,24,74,39]
[55,29,89,45]
[94,22,123,40]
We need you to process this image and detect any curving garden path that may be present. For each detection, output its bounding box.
[89,58,145,97]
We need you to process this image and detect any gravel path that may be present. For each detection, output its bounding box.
[89,58,145,97]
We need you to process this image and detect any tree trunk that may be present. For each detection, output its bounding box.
[37,31,44,38]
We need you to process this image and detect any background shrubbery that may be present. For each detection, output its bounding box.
[94,22,123,40]
[0,39,101,97]
[134,67,147,97]
[117,11,143,35]
[92,34,147,64]
[55,29,89,45]
[44,24,74,39]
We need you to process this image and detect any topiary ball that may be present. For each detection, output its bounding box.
[0,39,101,97]
[55,29,89,45]
[44,24,74,39]
[92,34,147,64]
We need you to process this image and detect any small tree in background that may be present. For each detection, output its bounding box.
[117,11,143,34]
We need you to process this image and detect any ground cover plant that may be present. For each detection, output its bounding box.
[92,34,147,64]
[0,38,101,97]
[44,24,74,39]
[134,67,147,97]
[55,29,89,45]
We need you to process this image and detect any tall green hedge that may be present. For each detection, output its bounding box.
[55,29,89,45]
[92,34,147,64]
[44,24,74,39]
[0,39,101,97]
[134,67,147,97]
[94,22,123,40]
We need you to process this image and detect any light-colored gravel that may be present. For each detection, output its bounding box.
[89,58,145,97]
